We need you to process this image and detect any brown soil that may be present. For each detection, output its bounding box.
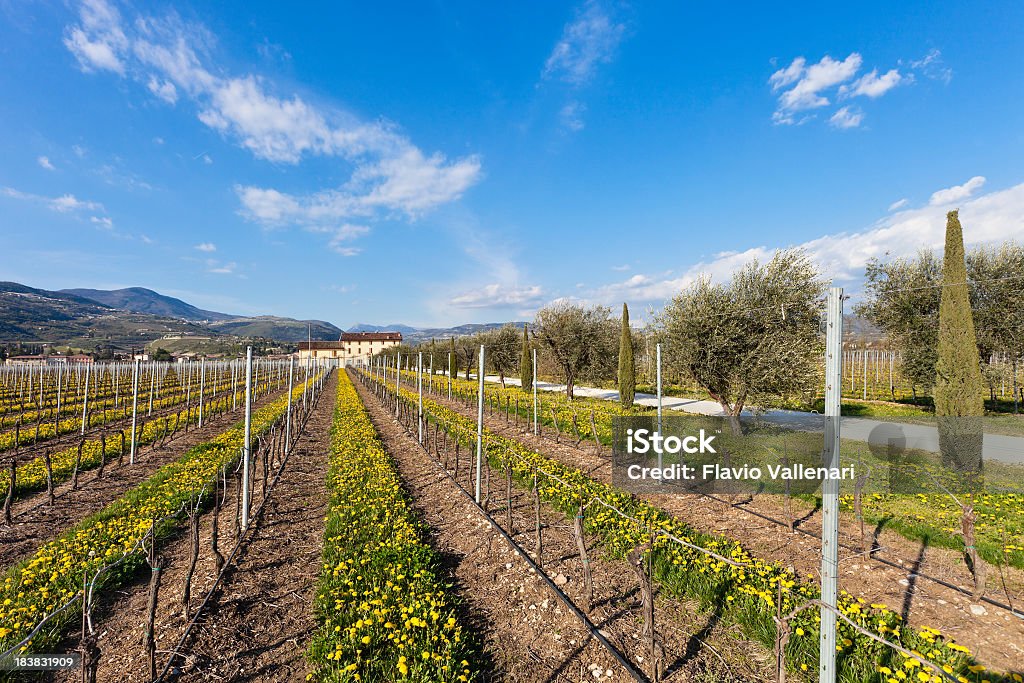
[49,377,334,683]
[426,383,1024,674]
[1,388,288,569]
[355,373,773,683]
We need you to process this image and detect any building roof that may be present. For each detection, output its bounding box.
[341,332,402,341]
[298,332,402,350]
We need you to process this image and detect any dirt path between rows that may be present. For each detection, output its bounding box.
[50,377,334,683]
[423,381,1024,674]
[355,373,770,683]
[1,388,288,569]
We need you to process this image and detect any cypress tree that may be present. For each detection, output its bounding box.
[448,337,458,380]
[520,324,533,391]
[618,303,635,408]
[934,210,984,480]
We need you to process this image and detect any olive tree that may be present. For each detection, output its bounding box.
[533,301,617,399]
[484,325,521,387]
[658,249,825,417]
[857,250,941,401]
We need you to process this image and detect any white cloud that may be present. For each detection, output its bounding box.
[768,57,805,91]
[589,181,1024,305]
[929,176,985,206]
[829,106,863,129]
[543,1,625,86]
[146,75,177,103]
[888,198,908,212]
[63,0,127,74]
[839,68,904,99]
[37,156,56,171]
[451,283,546,308]
[194,242,216,252]
[235,186,300,222]
[62,0,482,234]
[90,216,113,229]
[771,53,906,127]
[611,263,630,271]
[770,54,862,122]
[72,144,87,157]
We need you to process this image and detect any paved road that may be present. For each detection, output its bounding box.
[466,373,1024,466]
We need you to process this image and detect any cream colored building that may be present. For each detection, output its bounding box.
[297,332,402,366]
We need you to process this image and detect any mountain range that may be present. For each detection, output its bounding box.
[0,282,525,350]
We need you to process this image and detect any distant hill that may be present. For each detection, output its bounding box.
[352,321,529,345]
[347,323,420,335]
[209,316,342,342]
[0,281,211,348]
[60,287,234,322]
[59,286,343,342]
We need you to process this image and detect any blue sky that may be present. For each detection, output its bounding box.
[2,1,1023,328]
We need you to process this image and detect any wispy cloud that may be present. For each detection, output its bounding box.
[541,1,626,132]
[929,176,985,206]
[559,101,586,132]
[90,215,113,229]
[888,198,908,212]
[37,156,56,171]
[588,180,1024,305]
[62,0,482,247]
[543,0,626,86]
[829,106,863,129]
[451,283,545,309]
[205,259,238,275]
[305,223,370,255]
[2,186,104,213]
[194,242,216,252]
[909,49,952,84]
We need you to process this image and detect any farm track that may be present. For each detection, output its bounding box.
[0,388,288,569]
[425,383,1024,673]
[354,374,769,683]
[50,376,334,683]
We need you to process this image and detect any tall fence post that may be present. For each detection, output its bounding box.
[198,358,206,428]
[395,352,401,416]
[820,286,844,683]
[532,348,538,436]
[476,345,485,503]
[286,356,294,452]
[80,363,91,435]
[147,363,155,416]
[129,358,140,464]
[418,352,424,445]
[241,347,253,531]
[656,342,663,478]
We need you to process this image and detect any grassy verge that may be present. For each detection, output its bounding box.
[307,371,478,682]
